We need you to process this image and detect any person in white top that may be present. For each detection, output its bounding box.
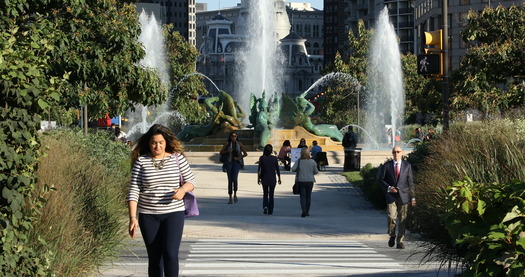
[127,124,196,276]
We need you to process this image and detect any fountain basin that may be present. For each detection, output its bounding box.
[184,149,411,168]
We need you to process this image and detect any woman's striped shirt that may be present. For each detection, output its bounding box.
[127,153,196,214]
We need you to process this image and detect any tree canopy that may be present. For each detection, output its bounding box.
[44,0,166,118]
[0,0,168,273]
[164,25,209,125]
[452,4,525,116]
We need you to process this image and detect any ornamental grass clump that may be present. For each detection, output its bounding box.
[406,119,525,272]
[29,130,130,276]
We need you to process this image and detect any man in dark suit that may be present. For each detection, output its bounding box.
[379,146,416,249]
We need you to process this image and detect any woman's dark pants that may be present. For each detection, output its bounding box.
[299,182,314,215]
[139,211,185,277]
[262,182,276,214]
[225,160,241,195]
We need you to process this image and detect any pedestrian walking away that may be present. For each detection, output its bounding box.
[257,144,281,215]
[292,147,319,217]
[127,124,196,277]
[220,132,248,204]
[379,146,416,250]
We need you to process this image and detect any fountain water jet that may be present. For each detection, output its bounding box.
[235,0,287,111]
[365,7,405,149]
[125,10,186,140]
[303,72,365,96]
[340,124,380,149]
[172,72,221,96]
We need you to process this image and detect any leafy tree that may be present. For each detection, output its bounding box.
[317,78,360,128]
[318,20,370,127]
[1,3,65,274]
[1,0,167,273]
[452,4,525,117]
[164,25,209,125]
[344,20,371,85]
[38,0,166,119]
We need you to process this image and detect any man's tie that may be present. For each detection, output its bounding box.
[395,162,400,180]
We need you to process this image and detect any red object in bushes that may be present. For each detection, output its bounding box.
[98,114,111,127]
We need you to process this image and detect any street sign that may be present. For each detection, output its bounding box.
[417,54,441,75]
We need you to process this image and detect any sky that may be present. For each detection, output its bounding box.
[198,0,324,11]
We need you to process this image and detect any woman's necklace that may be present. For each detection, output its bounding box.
[152,154,171,170]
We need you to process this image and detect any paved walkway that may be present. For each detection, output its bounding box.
[99,161,451,276]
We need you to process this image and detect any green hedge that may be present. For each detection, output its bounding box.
[342,163,386,210]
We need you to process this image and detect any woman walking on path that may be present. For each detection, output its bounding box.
[292,147,319,217]
[258,144,281,215]
[127,124,196,277]
[220,132,248,204]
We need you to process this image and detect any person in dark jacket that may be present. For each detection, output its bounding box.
[379,146,416,249]
[220,132,248,204]
[342,126,357,148]
[257,144,281,215]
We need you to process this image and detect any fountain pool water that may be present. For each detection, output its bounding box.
[365,7,405,149]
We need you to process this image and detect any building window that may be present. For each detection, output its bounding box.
[459,12,468,27]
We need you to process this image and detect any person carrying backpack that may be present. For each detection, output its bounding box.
[342,126,357,148]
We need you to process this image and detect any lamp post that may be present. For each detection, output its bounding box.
[442,0,450,131]
[357,89,360,128]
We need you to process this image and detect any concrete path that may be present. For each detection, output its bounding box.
[99,161,453,276]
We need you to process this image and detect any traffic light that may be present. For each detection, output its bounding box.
[423,29,442,54]
[420,29,443,76]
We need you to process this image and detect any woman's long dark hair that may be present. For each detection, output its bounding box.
[227,132,240,143]
[131,124,183,164]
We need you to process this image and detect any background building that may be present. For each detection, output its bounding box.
[286,3,324,56]
[324,0,415,65]
[196,0,323,97]
[137,0,198,46]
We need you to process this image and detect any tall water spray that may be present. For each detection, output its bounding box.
[365,7,405,148]
[236,0,286,110]
[138,10,169,85]
[126,10,185,139]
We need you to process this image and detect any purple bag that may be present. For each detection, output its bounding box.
[183,191,199,217]
[175,154,199,218]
